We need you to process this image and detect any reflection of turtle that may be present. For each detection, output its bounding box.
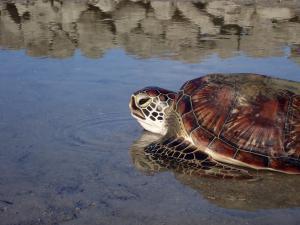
[130,131,300,210]
[129,73,300,178]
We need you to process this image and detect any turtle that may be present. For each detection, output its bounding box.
[129,73,300,178]
[130,134,300,210]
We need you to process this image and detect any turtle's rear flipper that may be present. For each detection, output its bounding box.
[145,137,253,179]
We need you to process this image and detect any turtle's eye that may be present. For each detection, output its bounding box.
[138,97,151,107]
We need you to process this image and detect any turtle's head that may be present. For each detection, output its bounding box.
[129,87,176,135]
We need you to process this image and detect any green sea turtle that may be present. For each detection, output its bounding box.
[129,73,300,178]
[130,132,300,210]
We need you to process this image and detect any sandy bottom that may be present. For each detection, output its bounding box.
[0,48,300,225]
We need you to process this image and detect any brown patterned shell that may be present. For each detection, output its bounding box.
[174,73,300,173]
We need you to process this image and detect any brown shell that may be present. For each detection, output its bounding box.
[174,73,300,174]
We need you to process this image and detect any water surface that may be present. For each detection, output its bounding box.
[1,0,300,224]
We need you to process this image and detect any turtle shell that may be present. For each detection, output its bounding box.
[174,73,300,173]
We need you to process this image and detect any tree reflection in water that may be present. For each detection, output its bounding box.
[0,0,299,63]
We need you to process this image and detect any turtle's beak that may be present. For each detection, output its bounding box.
[129,95,145,120]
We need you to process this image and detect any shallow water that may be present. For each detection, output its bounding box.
[0,0,300,224]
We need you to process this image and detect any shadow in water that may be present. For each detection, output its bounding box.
[130,131,300,211]
[0,0,300,63]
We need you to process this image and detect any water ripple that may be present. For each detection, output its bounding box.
[54,113,135,151]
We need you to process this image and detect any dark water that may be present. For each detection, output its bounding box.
[0,0,300,224]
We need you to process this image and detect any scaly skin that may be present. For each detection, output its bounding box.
[130,73,300,175]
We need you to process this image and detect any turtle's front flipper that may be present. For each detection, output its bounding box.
[145,137,253,179]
